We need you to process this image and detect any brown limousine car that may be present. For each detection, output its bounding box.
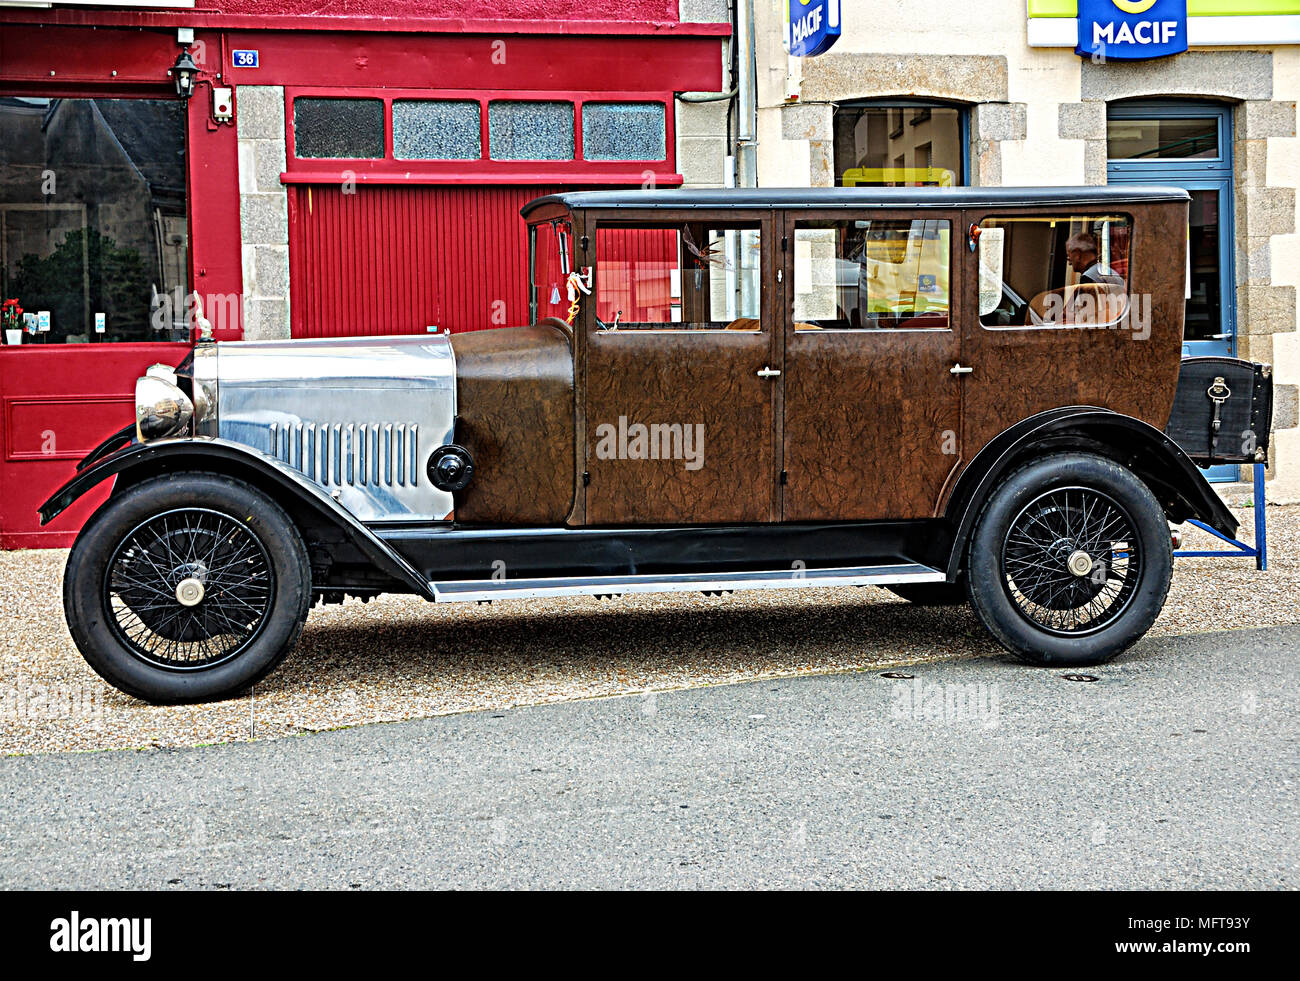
[40,186,1267,703]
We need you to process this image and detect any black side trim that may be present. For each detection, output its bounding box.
[376,520,953,585]
[77,423,136,472]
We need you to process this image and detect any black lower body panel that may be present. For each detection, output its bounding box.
[371,520,956,585]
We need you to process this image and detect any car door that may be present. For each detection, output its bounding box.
[582,210,780,525]
[780,209,965,521]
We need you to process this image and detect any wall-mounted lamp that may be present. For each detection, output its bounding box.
[170,49,199,100]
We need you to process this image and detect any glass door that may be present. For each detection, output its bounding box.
[1108,102,1238,480]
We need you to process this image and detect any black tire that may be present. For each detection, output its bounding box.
[64,473,312,703]
[885,578,968,607]
[965,452,1172,667]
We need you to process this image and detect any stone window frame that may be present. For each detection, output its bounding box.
[778,53,1027,188]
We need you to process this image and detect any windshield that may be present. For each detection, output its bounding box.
[530,219,574,323]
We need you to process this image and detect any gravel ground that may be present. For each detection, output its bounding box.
[2,502,1296,756]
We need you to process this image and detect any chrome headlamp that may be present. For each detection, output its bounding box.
[174,343,218,436]
[135,364,194,442]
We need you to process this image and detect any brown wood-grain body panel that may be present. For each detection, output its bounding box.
[958,199,1188,471]
[584,329,775,525]
[450,323,575,525]
[782,329,962,521]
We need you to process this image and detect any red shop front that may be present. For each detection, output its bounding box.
[0,2,727,548]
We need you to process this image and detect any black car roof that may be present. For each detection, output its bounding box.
[521,185,1190,219]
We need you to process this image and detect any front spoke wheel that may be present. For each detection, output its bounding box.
[105,508,275,670]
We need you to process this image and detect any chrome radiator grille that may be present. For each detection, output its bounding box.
[269,422,422,489]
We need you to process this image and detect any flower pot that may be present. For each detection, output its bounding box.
[4,329,22,346]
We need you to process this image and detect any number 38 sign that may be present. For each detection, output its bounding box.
[784,0,842,58]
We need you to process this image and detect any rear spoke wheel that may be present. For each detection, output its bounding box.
[1000,486,1142,638]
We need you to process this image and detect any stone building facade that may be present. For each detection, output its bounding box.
[752,0,1300,499]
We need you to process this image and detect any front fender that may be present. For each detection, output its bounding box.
[39,436,435,600]
[943,407,1238,579]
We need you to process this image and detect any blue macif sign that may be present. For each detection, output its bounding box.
[785,0,842,58]
[1076,0,1188,62]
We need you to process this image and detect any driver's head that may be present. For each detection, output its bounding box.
[1066,232,1100,274]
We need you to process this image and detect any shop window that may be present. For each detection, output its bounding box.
[793,219,951,330]
[489,101,574,161]
[393,100,480,160]
[594,223,760,331]
[0,97,189,345]
[1107,117,1219,160]
[582,103,666,162]
[294,98,384,159]
[977,216,1132,328]
[833,103,965,187]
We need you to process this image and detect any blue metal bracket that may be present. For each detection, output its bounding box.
[1174,463,1268,571]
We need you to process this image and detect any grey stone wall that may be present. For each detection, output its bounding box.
[781,102,833,187]
[971,101,1028,187]
[236,85,291,341]
[677,98,731,188]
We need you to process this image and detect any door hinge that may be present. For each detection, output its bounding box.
[582,470,590,486]
[781,235,788,252]
[580,235,589,252]
[780,470,788,485]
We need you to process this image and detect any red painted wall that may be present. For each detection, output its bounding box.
[213,0,680,19]
[0,12,726,547]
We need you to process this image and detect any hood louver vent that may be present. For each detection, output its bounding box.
[270,422,421,489]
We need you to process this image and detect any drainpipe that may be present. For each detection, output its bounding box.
[735,0,758,189]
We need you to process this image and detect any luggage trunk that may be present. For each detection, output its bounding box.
[1164,357,1274,467]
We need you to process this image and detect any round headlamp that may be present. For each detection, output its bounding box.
[136,367,194,442]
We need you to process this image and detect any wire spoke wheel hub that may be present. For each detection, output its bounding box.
[1000,486,1142,637]
[105,508,274,669]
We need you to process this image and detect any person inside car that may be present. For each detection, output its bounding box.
[1066,231,1125,288]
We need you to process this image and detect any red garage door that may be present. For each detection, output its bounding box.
[289,184,569,338]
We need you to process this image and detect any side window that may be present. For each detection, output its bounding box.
[978,215,1132,328]
[594,223,761,331]
[0,98,191,344]
[793,219,950,330]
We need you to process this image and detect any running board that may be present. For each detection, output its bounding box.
[430,562,946,603]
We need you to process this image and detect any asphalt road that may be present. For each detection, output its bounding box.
[1,627,1296,889]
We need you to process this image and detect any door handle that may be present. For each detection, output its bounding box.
[950,363,974,376]
[757,367,782,379]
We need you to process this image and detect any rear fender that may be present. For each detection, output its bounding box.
[943,407,1238,579]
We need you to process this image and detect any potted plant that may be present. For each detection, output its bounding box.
[2,299,23,346]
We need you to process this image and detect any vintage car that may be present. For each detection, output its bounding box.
[40,186,1263,704]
